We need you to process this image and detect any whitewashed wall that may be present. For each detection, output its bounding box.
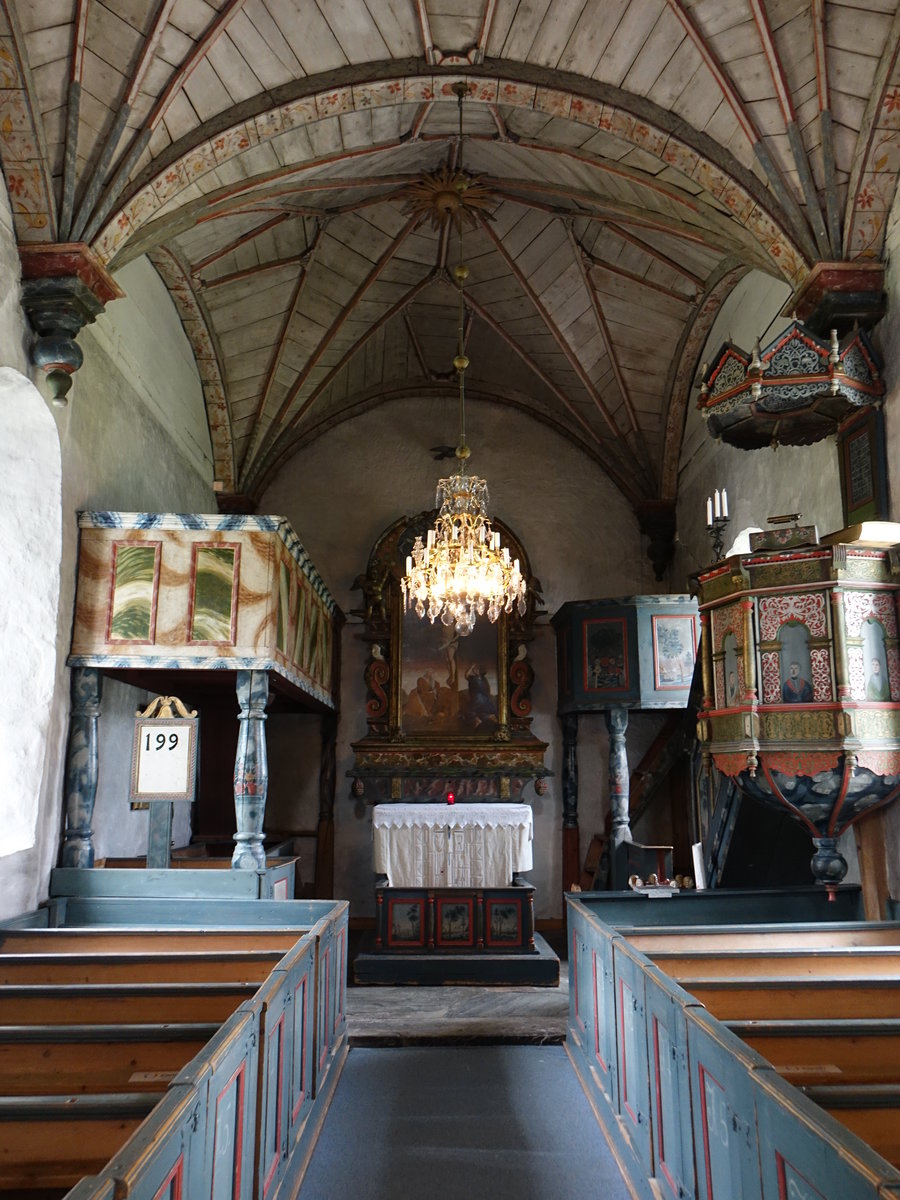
[0,249,215,919]
[262,395,655,918]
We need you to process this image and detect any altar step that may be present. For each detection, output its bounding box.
[352,931,560,989]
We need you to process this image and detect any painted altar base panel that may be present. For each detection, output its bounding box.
[373,803,534,888]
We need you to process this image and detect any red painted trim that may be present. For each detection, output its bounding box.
[291,972,309,1121]
[152,1153,183,1200]
[698,1064,722,1200]
[212,1061,245,1197]
[618,977,639,1123]
[106,540,161,645]
[18,243,123,303]
[318,946,331,1072]
[571,926,585,1034]
[386,896,427,949]
[652,1016,679,1197]
[592,951,608,1072]
[484,895,522,947]
[263,1013,285,1196]
[187,541,240,645]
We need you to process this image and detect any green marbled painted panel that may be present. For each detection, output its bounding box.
[110,544,157,641]
[190,546,236,642]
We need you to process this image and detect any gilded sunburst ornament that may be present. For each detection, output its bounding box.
[399,166,497,231]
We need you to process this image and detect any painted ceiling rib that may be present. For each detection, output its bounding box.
[477,214,652,490]
[566,224,655,481]
[286,273,437,433]
[745,0,832,258]
[193,214,294,273]
[663,0,817,261]
[607,224,705,289]
[199,254,309,291]
[58,0,90,239]
[842,12,900,258]
[269,213,425,431]
[415,0,436,64]
[409,102,434,139]
[240,220,328,475]
[0,0,58,240]
[464,294,643,505]
[78,0,251,244]
[811,0,842,251]
[585,254,695,303]
[485,179,727,253]
[475,0,499,61]
[403,310,433,378]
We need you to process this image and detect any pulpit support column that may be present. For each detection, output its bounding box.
[60,667,102,867]
[232,669,269,870]
[606,706,631,847]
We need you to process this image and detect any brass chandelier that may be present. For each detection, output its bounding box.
[400,83,527,637]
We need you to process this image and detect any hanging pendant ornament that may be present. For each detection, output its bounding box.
[401,83,526,636]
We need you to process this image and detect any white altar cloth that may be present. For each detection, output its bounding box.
[373,803,533,888]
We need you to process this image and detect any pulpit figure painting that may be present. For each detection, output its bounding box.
[779,623,813,703]
[401,607,499,735]
[584,617,628,692]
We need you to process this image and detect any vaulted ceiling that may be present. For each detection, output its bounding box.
[2,0,899,510]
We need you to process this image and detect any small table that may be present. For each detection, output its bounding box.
[372,803,533,888]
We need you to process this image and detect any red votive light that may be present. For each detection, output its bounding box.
[446,792,455,805]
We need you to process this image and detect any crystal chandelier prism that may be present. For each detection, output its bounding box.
[400,83,527,637]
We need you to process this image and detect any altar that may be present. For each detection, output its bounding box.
[372,802,533,888]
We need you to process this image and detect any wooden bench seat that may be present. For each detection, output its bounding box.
[0,1023,219,1094]
[0,928,300,953]
[0,1093,160,1192]
[801,1084,900,1168]
[626,924,900,953]
[0,947,288,985]
[0,980,257,1024]
[650,947,900,980]
[686,977,900,1020]
[727,1018,900,1086]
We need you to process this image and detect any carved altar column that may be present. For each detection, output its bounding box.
[232,669,269,870]
[60,667,102,867]
[561,712,579,893]
[606,707,631,847]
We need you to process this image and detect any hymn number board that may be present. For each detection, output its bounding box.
[131,717,197,803]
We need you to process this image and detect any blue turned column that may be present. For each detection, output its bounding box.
[232,669,269,870]
[61,667,102,866]
[605,707,631,847]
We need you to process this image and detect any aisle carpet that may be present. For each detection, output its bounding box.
[298,1044,633,1200]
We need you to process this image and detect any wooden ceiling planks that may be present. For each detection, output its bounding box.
[3,0,900,510]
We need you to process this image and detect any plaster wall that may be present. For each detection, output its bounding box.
[263,395,649,918]
[0,252,214,917]
[672,270,845,592]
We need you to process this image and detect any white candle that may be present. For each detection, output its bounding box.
[406,555,412,574]
[427,528,435,549]
[722,488,728,518]
[714,489,721,519]
[706,497,713,526]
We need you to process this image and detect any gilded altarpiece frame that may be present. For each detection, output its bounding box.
[349,510,548,804]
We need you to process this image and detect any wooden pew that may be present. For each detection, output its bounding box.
[0,1093,159,1194]
[802,1085,900,1169]
[0,981,257,1025]
[0,1023,219,1095]
[728,1018,900,1085]
[649,946,900,980]
[0,947,289,985]
[626,923,900,953]
[0,928,300,953]
[685,976,900,1020]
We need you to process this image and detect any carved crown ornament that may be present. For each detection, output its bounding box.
[397,164,498,232]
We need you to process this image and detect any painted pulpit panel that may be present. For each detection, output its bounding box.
[69,512,339,708]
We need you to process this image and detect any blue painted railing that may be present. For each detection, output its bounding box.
[1,896,347,1200]
[567,890,900,1200]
